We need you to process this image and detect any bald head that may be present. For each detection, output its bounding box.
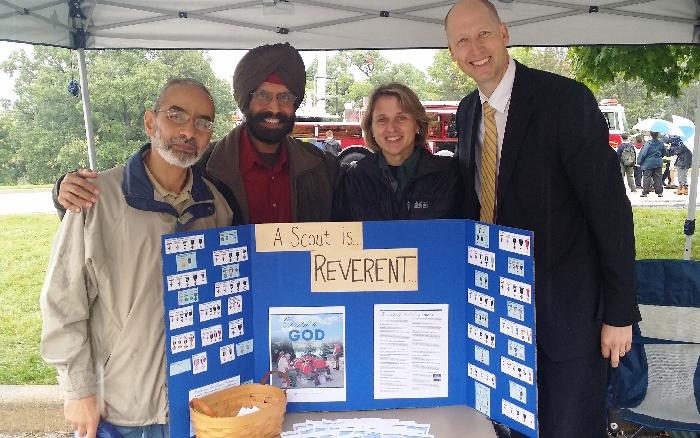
[444,0,510,96]
[445,0,502,31]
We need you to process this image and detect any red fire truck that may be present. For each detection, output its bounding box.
[291,101,460,165]
[598,98,629,149]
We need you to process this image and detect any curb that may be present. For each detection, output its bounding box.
[0,386,68,433]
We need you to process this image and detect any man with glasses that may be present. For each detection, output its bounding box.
[54,43,342,225]
[40,78,233,438]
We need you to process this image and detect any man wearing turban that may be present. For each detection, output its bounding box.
[54,43,342,225]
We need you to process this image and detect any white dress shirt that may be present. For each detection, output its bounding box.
[475,57,516,203]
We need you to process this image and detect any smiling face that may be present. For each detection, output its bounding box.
[244,81,296,149]
[371,95,419,166]
[145,83,215,168]
[446,0,510,97]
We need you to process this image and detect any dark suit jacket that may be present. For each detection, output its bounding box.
[455,61,641,362]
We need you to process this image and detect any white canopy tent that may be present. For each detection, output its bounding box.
[0,0,697,48]
[1,0,699,257]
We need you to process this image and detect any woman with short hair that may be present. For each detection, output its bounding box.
[332,83,463,221]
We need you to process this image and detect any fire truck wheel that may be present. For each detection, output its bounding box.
[338,152,369,167]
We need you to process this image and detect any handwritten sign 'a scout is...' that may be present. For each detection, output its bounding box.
[255,222,418,293]
[255,222,364,252]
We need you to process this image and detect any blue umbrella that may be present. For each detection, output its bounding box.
[632,118,685,136]
[672,115,695,141]
[678,126,695,141]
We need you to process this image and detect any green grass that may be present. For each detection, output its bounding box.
[0,213,60,384]
[632,207,700,260]
[0,209,697,384]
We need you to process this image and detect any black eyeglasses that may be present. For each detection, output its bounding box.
[154,108,214,133]
[249,90,297,107]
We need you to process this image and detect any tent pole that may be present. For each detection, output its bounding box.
[683,73,699,260]
[77,48,98,171]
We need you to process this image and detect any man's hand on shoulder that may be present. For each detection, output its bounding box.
[64,394,107,438]
[59,169,100,213]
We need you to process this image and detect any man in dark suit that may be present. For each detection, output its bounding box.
[445,1,640,437]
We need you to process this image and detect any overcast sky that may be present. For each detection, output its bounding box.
[0,41,437,102]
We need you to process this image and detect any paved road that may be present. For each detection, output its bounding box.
[0,434,70,438]
[0,186,697,216]
[0,189,55,215]
[625,184,700,209]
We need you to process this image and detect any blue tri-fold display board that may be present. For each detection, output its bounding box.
[161,219,537,437]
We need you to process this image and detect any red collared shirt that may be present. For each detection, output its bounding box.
[239,129,292,224]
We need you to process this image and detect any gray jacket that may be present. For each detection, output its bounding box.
[41,145,232,426]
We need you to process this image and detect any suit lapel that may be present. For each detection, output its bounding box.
[497,62,535,211]
[456,92,481,219]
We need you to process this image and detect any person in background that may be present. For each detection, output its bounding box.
[276,352,298,387]
[41,78,233,438]
[332,343,342,370]
[332,82,463,221]
[661,145,675,189]
[633,134,644,188]
[616,132,637,192]
[54,43,342,226]
[445,1,640,437]
[322,130,342,156]
[637,131,668,197]
[665,134,693,195]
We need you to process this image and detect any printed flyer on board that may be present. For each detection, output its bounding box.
[374,304,449,399]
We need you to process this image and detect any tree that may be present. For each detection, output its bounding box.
[591,77,669,126]
[305,52,357,115]
[0,110,22,184]
[661,80,698,121]
[569,46,700,98]
[427,49,476,100]
[306,50,435,115]
[1,47,87,183]
[348,50,391,79]
[427,48,573,101]
[510,47,572,78]
[371,62,438,100]
[0,47,235,184]
[584,73,697,127]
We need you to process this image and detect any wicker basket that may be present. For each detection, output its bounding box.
[189,370,290,438]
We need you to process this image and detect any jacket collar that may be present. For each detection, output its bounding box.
[122,143,217,232]
[206,123,324,223]
[283,130,323,179]
[496,60,534,210]
[361,147,444,179]
[455,62,535,221]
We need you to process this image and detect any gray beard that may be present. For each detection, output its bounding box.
[152,127,202,168]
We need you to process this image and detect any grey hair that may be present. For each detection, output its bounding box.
[151,77,214,113]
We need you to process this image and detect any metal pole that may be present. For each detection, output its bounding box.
[77,48,98,171]
[316,51,327,115]
[683,73,699,260]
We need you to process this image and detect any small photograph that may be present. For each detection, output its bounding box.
[269,306,346,403]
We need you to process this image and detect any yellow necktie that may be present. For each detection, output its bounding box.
[480,101,498,223]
